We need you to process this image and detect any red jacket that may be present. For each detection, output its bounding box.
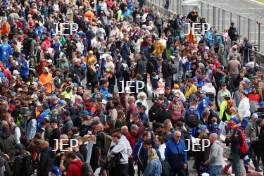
[126,132,139,151]
[66,159,83,176]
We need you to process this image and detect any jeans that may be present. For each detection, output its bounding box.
[209,165,223,176]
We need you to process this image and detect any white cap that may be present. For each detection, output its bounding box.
[47,59,52,63]
[205,46,209,50]
[201,173,210,176]
[13,70,19,75]
[252,113,258,119]
[43,67,49,73]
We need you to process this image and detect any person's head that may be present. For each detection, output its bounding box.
[173,130,181,142]
[209,133,218,144]
[231,22,234,27]
[128,96,135,104]
[130,124,139,136]
[94,123,104,134]
[2,35,8,43]
[101,79,109,88]
[137,92,147,101]
[147,148,159,160]
[163,119,172,131]
[211,117,218,124]
[239,91,246,99]
[143,131,152,141]
[165,87,171,95]
[15,144,25,155]
[65,151,77,162]
[173,92,180,101]
[121,125,129,135]
[137,103,146,113]
[157,95,164,105]
[221,82,227,90]
[201,108,210,119]
[251,113,258,122]
[111,128,122,144]
[143,139,152,149]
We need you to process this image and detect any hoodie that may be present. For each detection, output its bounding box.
[109,135,132,164]
[66,159,84,176]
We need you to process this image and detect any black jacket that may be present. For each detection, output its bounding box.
[37,148,54,176]
[149,103,171,123]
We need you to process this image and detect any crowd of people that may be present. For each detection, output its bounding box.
[0,0,264,176]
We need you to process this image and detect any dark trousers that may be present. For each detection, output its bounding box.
[171,169,186,176]
[128,159,135,176]
[109,163,129,176]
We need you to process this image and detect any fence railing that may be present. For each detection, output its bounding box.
[199,1,263,53]
[144,0,264,68]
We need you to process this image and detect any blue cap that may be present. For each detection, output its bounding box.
[81,110,92,116]
[196,81,205,87]
[199,124,208,131]
[244,78,251,83]
[77,31,85,36]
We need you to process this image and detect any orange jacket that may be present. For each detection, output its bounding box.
[1,22,10,36]
[39,73,53,93]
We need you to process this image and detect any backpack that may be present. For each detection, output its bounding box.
[24,152,34,175]
[237,128,249,156]
[15,152,34,176]
[106,146,122,170]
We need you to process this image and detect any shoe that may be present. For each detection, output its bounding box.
[255,168,262,172]
[246,170,251,173]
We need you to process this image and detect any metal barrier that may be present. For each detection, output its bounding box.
[147,0,264,52]
[199,1,264,53]
[250,49,264,69]
[145,0,264,67]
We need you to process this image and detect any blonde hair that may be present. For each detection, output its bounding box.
[148,148,159,160]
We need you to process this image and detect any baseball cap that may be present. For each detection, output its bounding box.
[252,113,258,119]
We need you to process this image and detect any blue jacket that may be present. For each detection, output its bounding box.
[165,138,187,170]
[20,59,29,79]
[133,138,148,169]
[144,159,162,176]
[197,96,209,116]
[0,43,12,66]
[100,87,111,100]
[37,109,51,130]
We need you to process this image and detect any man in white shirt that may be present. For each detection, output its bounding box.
[108,129,132,176]
[238,91,251,129]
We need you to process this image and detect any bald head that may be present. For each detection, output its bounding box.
[121,126,128,135]
[209,133,218,143]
